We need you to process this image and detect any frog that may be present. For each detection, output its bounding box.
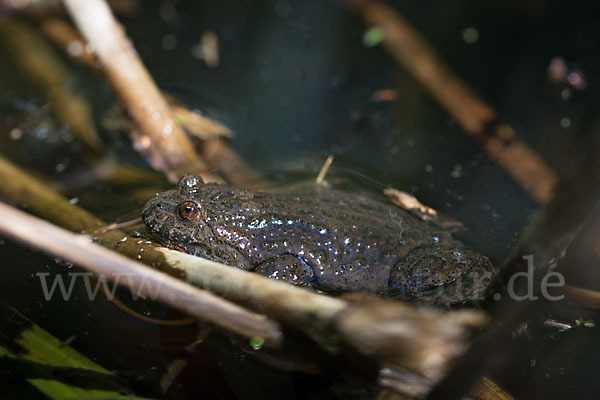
[142,175,496,306]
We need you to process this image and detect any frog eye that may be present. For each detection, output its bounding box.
[178,201,201,220]
[177,174,204,195]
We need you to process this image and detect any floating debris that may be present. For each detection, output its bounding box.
[544,319,572,332]
[362,26,385,47]
[461,27,479,44]
[249,336,265,350]
[575,318,595,328]
[372,88,398,102]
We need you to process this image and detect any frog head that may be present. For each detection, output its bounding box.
[142,175,218,256]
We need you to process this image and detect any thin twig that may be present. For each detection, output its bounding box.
[468,376,516,400]
[0,0,139,15]
[170,102,231,140]
[560,285,600,310]
[95,217,143,233]
[315,155,334,185]
[200,138,270,187]
[384,188,437,219]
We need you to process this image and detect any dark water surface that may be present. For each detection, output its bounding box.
[1,0,599,398]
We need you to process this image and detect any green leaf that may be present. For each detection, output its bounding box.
[0,302,153,399]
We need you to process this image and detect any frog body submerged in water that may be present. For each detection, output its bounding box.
[142,175,495,306]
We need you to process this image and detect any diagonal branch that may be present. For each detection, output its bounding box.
[0,201,283,346]
[341,0,557,204]
[61,0,205,180]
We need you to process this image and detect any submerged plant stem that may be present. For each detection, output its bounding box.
[0,19,103,154]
